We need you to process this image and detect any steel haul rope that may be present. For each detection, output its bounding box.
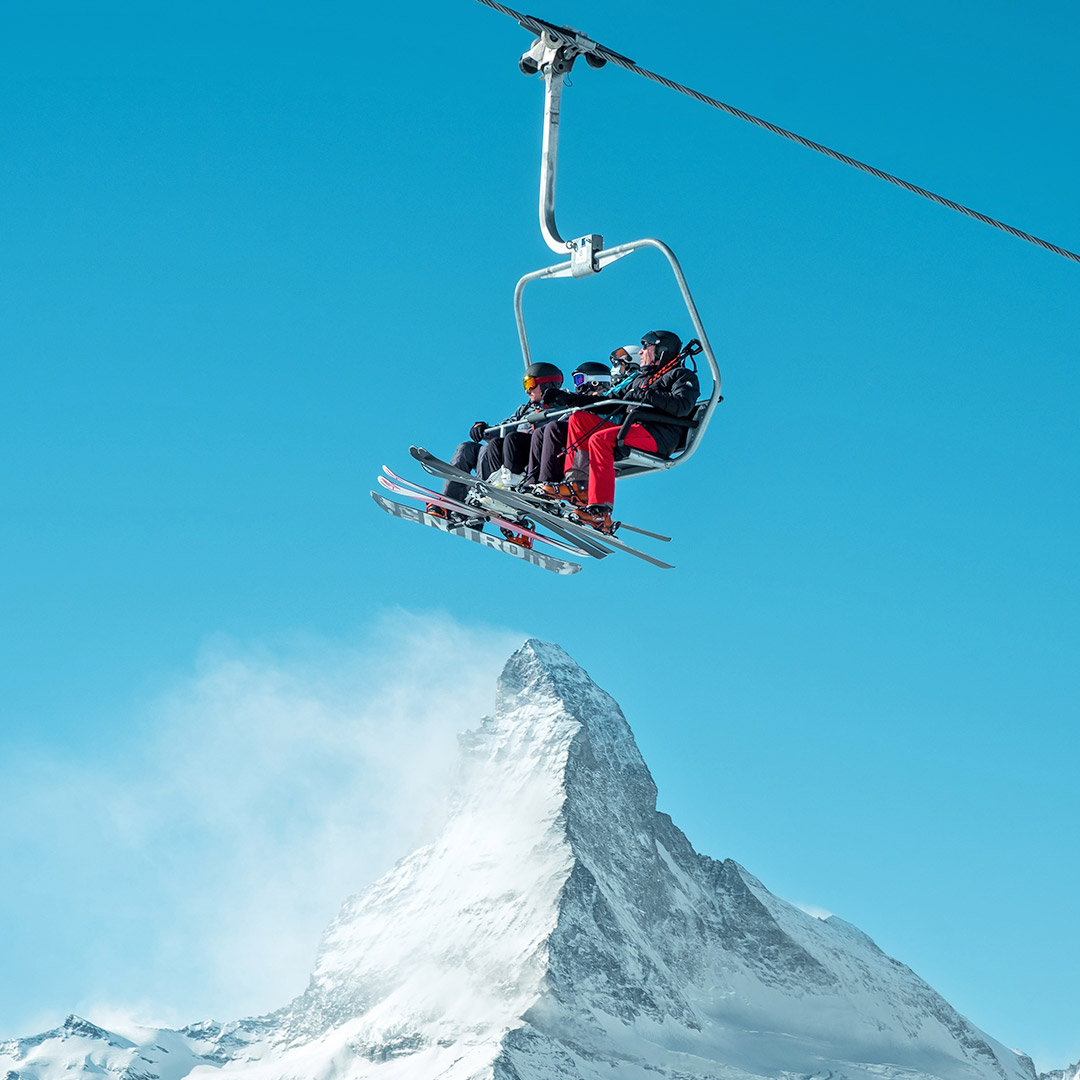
[474,0,1080,266]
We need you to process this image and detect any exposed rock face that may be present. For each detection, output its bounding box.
[0,640,1045,1080]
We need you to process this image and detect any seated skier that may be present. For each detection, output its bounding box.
[427,362,574,515]
[528,359,613,497]
[563,330,699,533]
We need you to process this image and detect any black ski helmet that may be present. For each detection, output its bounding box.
[571,361,611,387]
[523,362,564,391]
[641,329,682,364]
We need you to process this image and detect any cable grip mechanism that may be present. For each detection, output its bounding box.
[517,22,607,76]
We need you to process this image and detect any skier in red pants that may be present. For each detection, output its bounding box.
[563,330,699,533]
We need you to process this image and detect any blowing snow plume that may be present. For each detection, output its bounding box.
[0,613,518,1036]
[1,640,1039,1080]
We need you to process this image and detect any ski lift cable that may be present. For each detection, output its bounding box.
[474,0,1080,266]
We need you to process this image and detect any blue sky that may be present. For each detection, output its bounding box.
[2,0,1078,1071]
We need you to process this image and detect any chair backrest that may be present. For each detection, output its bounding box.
[613,399,712,478]
[675,399,710,453]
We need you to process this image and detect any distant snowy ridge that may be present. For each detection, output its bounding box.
[0,1014,232,1080]
[1039,1062,1080,1080]
[0,640,1054,1080]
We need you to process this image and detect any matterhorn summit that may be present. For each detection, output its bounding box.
[1,640,1043,1080]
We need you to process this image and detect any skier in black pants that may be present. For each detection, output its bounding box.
[428,363,573,514]
[529,360,614,497]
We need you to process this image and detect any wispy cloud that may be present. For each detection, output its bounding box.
[1,611,521,1035]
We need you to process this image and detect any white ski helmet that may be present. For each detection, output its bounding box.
[609,344,642,378]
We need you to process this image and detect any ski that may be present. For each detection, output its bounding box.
[371,492,582,575]
[376,473,595,559]
[408,447,675,570]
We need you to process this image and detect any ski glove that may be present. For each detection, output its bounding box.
[469,421,489,442]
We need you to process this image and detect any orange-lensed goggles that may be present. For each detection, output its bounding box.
[523,374,559,391]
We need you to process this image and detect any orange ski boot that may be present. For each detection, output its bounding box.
[533,480,585,505]
[571,504,616,534]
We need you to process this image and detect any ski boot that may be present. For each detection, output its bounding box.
[487,467,524,490]
[533,480,585,506]
[570,503,616,534]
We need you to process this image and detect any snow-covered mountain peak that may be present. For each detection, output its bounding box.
[478,638,646,771]
[471,637,656,820]
[1,640,1055,1080]
[494,638,620,723]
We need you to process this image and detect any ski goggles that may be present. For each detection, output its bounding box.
[523,374,561,391]
[572,372,612,387]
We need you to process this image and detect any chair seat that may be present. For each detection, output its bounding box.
[612,399,712,476]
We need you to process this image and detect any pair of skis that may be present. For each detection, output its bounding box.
[375,467,588,575]
[371,447,674,574]
[372,492,585,574]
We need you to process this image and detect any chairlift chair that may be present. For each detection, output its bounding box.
[512,22,722,480]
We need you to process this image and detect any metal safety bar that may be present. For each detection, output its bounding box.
[484,398,641,438]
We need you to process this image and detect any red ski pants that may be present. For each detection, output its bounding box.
[564,411,657,507]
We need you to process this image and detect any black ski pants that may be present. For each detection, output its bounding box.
[492,431,531,475]
[443,439,485,503]
[528,421,568,484]
[443,432,532,502]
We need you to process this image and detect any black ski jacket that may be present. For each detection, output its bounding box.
[617,363,701,457]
